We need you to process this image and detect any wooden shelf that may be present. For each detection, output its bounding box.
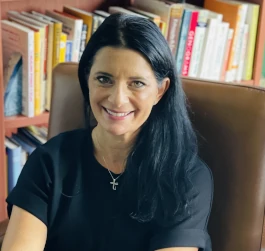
[4,112,49,129]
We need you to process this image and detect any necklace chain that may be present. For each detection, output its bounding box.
[95,132,124,190]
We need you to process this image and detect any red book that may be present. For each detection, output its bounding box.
[181,10,199,76]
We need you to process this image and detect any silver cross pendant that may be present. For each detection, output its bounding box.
[110,179,118,190]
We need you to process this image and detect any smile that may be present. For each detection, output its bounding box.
[103,107,133,117]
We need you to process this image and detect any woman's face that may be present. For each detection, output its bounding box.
[88,46,169,136]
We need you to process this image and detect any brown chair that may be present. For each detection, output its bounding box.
[1,62,265,251]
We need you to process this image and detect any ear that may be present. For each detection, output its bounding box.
[154,77,170,105]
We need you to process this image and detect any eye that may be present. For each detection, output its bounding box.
[97,76,112,85]
[131,81,145,88]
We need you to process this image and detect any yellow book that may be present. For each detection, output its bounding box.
[33,31,41,115]
[242,4,260,81]
[159,20,167,38]
[63,5,93,43]
[31,11,62,68]
[26,11,55,110]
[59,33,67,63]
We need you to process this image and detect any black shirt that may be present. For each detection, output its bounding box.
[6,129,213,251]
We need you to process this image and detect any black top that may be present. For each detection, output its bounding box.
[6,129,213,251]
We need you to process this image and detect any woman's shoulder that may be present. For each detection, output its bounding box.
[190,157,213,188]
[41,128,92,155]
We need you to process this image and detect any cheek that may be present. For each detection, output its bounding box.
[136,88,157,109]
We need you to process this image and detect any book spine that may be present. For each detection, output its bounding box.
[34,31,41,116]
[22,31,34,117]
[181,11,198,77]
[167,6,183,56]
[198,18,218,79]
[71,20,82,62]
[175,9,191,74]
[188,10,208,78]
[220,29,234,82]
[52,23,62,68]
[59,33,67,62]
[79,24,88,61]
[243,5,260,81]
[210,22,229,81]
[236,24,249,82]
[45,24,54,111]
[225,6,244,82]
[65,41,73,62]
[231,4,248,82]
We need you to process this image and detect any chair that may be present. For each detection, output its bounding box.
[1,62,265,251]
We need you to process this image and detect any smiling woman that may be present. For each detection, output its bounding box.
[2,13,213,251]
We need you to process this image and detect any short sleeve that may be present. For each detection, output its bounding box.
[149,159,213,251]
[6,146,52,226]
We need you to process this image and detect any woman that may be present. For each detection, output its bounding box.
[2,13,213,251]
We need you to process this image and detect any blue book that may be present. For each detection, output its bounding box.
[12,133,36,155]
[176,9,192,74]
[5,137,22,193]
[65,41,73,62]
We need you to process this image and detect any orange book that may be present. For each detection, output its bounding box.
[204,0,246,82]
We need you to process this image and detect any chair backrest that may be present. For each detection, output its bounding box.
[49,62,265,251]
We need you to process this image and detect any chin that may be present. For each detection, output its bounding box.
[105,126,131,136]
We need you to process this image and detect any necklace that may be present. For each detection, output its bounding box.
[102,156,123,190]
[95,132,124,191]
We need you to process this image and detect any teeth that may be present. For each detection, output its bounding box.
[106,109,130,117]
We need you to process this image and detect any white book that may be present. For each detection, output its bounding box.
[188,8,209,78]
[1,20,34,117]
[198,12,222,79]
[46,10,83,62]
[231,3,248,82]
[236,24,249,82]
[210,22,229,81]
[7,11,46,114]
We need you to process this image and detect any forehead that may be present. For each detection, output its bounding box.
[91,46,155,78]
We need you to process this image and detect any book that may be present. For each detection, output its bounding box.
[187,7,209,78]
[3,52,23,116]
[23,11,55,110]
[32,11,63,68]
[132,0,184,56]
[1,20,35,117]
[204,0,248,82]
[181,9,199,76]
[63,5,94,43]
[46,10,83,62]
[7,12,44,115]
[5,137,22,193]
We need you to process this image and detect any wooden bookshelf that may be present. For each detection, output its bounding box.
[0,0,265,222]
[4,112,50,129]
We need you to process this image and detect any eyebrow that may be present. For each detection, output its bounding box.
[95,71,148,81]
[95,71,113,77]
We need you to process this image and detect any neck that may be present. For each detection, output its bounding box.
[92,126,138,174]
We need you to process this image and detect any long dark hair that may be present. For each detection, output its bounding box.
[78,13,198,225]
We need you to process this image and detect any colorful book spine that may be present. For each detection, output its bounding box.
[181,10,199,76]
[188,9,209,78]
[243,4,260,81]
[176,9,192,74]
[167,5,183,56]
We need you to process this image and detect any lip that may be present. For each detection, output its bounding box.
[102,106,134,120]
[103,107,132,113]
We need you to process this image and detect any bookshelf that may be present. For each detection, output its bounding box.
[0,0,264,222]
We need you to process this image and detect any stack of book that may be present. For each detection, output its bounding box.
[1,0,261,118]
[4,125,48,193]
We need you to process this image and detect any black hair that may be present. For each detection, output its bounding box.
[78,13,198,225]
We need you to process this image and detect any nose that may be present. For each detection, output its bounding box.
[107,82,129,107]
